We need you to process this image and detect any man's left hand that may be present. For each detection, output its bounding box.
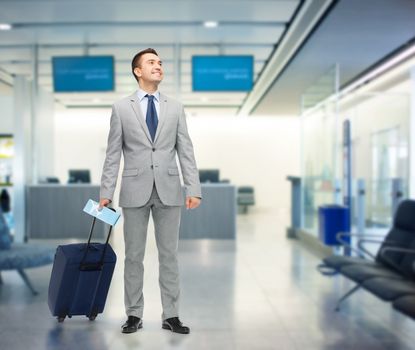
[186,197,201,210]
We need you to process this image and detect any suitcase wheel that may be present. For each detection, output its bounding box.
[88,315,97,321]
[57,316,65,323]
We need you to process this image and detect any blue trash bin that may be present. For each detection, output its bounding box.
[318,205,350,246]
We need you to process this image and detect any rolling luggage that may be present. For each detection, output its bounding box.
[48,215,117,322]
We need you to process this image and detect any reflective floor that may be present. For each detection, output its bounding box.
[1,209,415,350]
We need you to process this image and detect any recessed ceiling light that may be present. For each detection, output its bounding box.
[204,21,218,28]
[0,23,12,30]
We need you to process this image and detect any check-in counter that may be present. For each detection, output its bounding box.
[26,183,237,240]
[26,184,106,239]
[179,183,236,239]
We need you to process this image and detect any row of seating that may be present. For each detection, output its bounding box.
[0,208,55,295]
[318,199,415,319]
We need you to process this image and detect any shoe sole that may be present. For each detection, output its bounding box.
[122,323,143,334]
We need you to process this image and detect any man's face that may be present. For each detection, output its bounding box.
[134,53,164,84]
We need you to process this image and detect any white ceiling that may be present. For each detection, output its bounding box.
[3,0,412,117]
[0,0,302,115]
[251,0,415,116]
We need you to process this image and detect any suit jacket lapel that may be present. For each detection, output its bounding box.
[154,92,168,143]
[129,92,152,143]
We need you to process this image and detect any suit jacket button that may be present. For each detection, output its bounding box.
[151,165,153,169]
[152,148,155,152]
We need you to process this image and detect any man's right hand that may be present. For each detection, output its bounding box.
[99,198,111,209]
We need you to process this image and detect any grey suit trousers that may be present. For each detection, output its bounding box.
[122,186,181,320]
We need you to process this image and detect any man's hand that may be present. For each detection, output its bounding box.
[186,196,201,210]
[99,198,111,209]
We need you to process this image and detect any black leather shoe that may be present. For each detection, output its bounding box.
[121,316,143,334]
[162,317,190,334]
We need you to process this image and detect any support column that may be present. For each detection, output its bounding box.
[173,43,181,100]
[13,76,32,243]
[410,67,415,198]
[31,44,39,184]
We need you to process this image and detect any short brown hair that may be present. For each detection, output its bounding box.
[131,48,159,82]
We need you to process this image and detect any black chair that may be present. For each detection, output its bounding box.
[318,199,415,311]
[361,244,415,301]
[393,295,415,319]
[387,247,415,318]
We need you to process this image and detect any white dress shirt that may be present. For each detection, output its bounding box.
[136,88,160,120]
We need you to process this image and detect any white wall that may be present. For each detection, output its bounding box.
[188,115,300,212]
[54,108,301,212]
[54,107,112,184]
[35,88,55,180]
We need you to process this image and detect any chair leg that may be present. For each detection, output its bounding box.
[17,269,38,295]
[334,284,361,311]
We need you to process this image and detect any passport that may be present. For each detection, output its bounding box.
[83,199,121,226]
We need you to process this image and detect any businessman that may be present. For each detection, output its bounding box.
[99,48,201,334]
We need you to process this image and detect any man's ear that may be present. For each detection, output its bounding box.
[134,67,141,79]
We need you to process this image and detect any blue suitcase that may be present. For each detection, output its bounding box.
[48,215,117,322]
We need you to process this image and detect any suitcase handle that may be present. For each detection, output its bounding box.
[79,207,116,271]
[80,245,99,252]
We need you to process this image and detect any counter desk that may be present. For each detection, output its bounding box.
[26,183,237,240]
[26,184,106,239]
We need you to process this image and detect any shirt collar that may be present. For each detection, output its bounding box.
[137,87,160,102]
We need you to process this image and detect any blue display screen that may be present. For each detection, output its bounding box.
[192,56,253,92]
[52,56,114,92]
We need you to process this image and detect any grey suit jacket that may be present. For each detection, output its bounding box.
[100,92,202,207]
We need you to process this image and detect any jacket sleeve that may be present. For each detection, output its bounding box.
[176,106,202,199]
[100,104,123,201]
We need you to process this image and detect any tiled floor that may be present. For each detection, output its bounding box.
[1,209,415,350]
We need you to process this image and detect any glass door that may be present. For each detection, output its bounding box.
[370,127,405,227]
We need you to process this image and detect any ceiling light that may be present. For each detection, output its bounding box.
[340,42,415,97]
[204,21,218,28]
[0,23,12,30]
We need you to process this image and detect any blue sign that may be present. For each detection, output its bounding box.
[192,56,253,92]
[53,56,114,92]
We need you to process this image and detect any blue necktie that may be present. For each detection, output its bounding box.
[145,94,158,142]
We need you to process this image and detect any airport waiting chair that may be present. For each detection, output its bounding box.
[393,295,415,319]
[318,199,415,312]
[0,209,55,295]
[237,186,255,214]
[361,245,415,301]
[0,244,55,295]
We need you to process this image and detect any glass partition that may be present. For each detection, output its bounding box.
[301,89,410,237]
[301,101,337,234]
[337,92,410,230]
[301,66,339,235]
